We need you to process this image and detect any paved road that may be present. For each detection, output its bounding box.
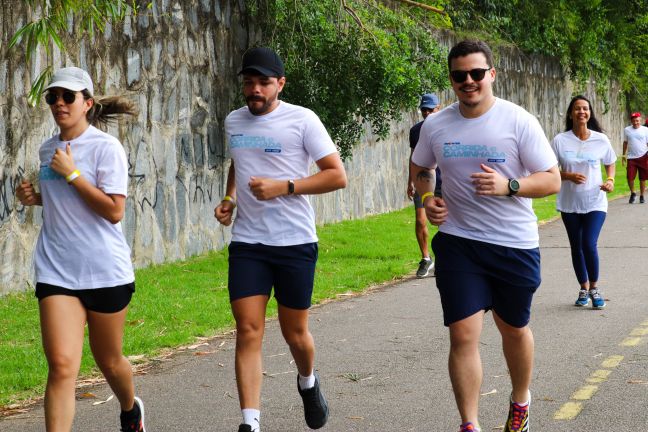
[3,197,648,431]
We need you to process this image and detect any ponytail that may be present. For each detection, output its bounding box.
[82,90,138,128]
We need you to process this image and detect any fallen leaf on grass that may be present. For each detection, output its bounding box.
[480,389,497,396]
[92,395,114,406]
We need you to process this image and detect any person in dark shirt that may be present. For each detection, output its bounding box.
[407,93,441,278]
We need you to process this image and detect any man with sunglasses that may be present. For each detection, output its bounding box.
[408,93,442,278]
[410,40,561,432]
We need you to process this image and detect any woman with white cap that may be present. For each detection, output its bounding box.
[16,67,146,432]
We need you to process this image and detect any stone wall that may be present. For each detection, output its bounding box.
[0,0,250,293]
[0,5,628,294]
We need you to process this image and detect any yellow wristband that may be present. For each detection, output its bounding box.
[606,177,615,182]
[65,169,81,183]
[420,191,434,203]
[222,195,236,206]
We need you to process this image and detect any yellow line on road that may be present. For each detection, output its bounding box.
[630,327,648,336]
[554,318,646,423]
[571,385,598,400]
[620,337,643,347]
[586,369,611,383]
[600,355,624,369]
[554,402,583,420]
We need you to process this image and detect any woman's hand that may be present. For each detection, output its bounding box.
[16,180,41,206]
[566,172,587,184]
[600,179,614,193]
[50,143,77,178]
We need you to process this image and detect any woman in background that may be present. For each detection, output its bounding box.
[551,95,616,310]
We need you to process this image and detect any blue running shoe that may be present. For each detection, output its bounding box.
[574,289,589,307]
[590,289,606,309]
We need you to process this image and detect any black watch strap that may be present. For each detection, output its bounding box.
[507,178,520,196]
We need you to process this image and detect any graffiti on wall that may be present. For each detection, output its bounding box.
[0,166,27,223]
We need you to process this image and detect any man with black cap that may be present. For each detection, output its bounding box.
[214,47,347,432]
[407,93,441,278]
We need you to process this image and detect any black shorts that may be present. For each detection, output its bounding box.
[228,241,318,309]
[432,232,541,328]
[35,282,135,313]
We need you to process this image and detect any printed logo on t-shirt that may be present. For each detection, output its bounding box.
[230,134,282,153]
[443,142,506,161]
[39,164,64,181]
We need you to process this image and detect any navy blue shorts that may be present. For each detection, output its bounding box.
[431,232,541,328]
[228,241,318,310]
[35,282,135,313]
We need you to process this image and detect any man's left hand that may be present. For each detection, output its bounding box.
[470,164,509,196]
[249,176,288,200]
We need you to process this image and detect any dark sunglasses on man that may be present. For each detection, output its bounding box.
[45,90,78,105]
[450,68,492,83]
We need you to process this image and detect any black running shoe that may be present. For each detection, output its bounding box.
[238,425,254,432]
[629,192,636,204]
[120,396,146,432]
[297,372,329,429]
[641,196,645,204]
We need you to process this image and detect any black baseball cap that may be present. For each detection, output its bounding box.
[238,47,285,77]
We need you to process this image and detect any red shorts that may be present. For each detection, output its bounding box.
[627,153,648,181]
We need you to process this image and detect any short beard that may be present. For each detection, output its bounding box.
[246,96,276,115]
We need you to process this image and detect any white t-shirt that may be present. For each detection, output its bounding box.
[552,130,616,213]
[35,125,134,289]
[412,98,557,249]
[226,101,337,246]
[624,125,648,159]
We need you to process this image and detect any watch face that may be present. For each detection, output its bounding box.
[510,179,520,191]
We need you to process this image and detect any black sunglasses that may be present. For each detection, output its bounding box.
[45,90,78,105]
[450,68,491,83]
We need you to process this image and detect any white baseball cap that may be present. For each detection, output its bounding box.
[44,67,94,96]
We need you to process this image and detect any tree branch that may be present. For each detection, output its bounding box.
[342,0,367,32]
[389,0,447,16]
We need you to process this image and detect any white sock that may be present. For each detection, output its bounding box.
[423,256,431,261]
[512,391,531,406]
[242,408,260,431]
[298,372,316,390]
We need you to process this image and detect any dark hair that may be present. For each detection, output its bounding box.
[82,90,138,128]
[448,40,494,71]
[565,95,603,133]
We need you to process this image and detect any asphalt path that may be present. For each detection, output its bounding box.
[3,197,647,431]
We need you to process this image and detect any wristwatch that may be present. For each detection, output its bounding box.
[288,179,295,195]
[507,178,520,196]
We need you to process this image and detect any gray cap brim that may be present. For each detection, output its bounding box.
[44,80,90,94]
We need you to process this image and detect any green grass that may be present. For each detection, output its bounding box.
[0,161,632,408]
